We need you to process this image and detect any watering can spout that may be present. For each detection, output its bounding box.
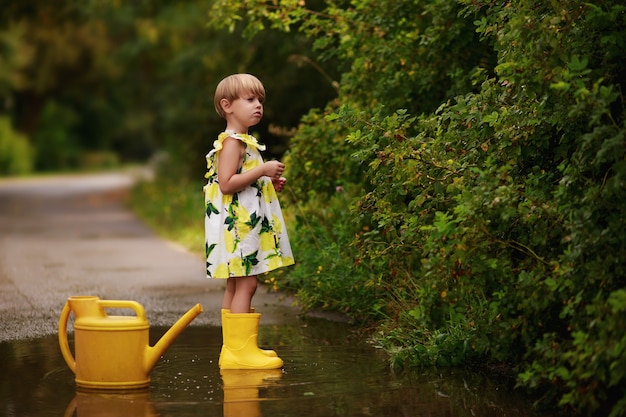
[145,303,204,372]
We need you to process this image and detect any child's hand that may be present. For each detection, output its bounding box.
[272,177,287,192]
[264,160,285,179]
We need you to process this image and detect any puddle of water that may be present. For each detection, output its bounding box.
[1,318,550,417]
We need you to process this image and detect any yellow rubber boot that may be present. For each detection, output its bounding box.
[219,312,283,370]
[221,309,277,357]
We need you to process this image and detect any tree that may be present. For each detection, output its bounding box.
[0,0,336,175]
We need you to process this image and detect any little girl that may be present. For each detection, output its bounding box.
[204,73,294,369]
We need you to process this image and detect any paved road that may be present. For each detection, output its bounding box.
[0,171,300,342]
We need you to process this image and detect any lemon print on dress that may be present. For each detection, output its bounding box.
[260,231,276,251]
[272,214,283,234]
[266,254,283,270]
[204,183,219,201]
[214,262,229,278]
[237,204,253,240]
[224,229,236,253]
[242,156,260,172]
[262,181,277,203]
[228,258,245,277]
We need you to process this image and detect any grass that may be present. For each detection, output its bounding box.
[129,177,205,256]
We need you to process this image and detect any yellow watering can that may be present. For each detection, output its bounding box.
[58,295,203,390]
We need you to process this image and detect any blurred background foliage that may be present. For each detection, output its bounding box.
[0,0,337,176]
[3,1,626,416]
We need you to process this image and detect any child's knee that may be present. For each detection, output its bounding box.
[246,277,258,293]
[236,276,258,294]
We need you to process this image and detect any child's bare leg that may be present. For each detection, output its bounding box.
[222,277,236,310]
[230,275,258,314]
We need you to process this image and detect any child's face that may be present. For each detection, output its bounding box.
[227,92,264,128]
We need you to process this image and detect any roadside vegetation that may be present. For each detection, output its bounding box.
[207,2,626,416]
[3,1,625,415]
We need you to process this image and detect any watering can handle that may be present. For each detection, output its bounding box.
[58,299,147,372]
[58,301,76,373]
[98,299,147,320]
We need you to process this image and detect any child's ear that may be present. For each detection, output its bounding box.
[220,98,232,114]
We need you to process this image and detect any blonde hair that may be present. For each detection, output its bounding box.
[214,73,266,118]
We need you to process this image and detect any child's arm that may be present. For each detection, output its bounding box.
[218,137,285,194]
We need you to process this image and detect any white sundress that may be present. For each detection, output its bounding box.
[204,131,295,279]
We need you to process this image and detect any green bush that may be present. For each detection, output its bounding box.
[0,117,33,176]
[209,0,626,415]
[281,108,366,201]
[280,184,385,322]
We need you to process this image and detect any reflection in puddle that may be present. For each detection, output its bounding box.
[221,369,283,417]
[1,318,551,417]
[64,391,158,417]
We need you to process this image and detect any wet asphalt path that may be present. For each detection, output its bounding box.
[0,171,300,342]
